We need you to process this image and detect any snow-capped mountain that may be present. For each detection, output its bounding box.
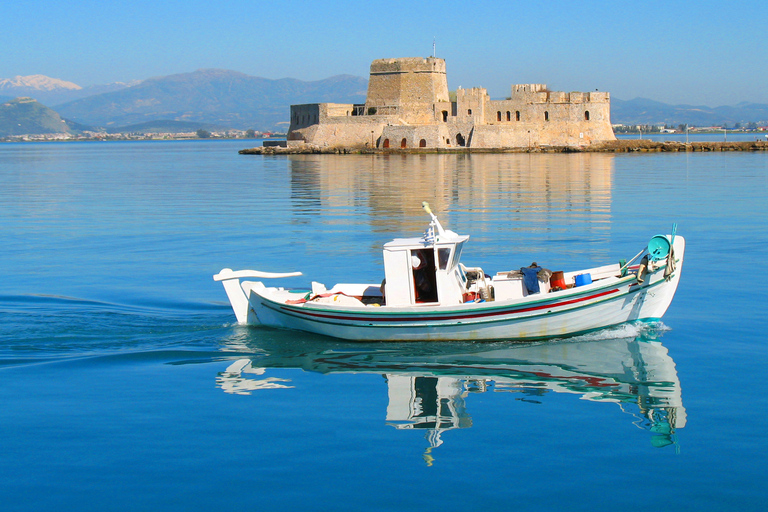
[0,74,82,92]
[0,74,139,106]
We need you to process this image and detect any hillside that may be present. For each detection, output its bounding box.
[0,97,80,137]
[55,69,368,131]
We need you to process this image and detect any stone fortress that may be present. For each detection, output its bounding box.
[287,57,616,150]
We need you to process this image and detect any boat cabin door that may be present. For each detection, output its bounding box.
[411,248,438,303]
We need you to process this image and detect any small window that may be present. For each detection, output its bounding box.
[438,248,451,270]
[467,109,472,115]
[506,111,511,121]
[516,111,520,121]
[585,110,590,121]
[442,110,448,122]
[401,138,407,148]
[450,242,465,269]
[383,138,390,148]
[497,111,502,121]
[419,139,427,148]
[544,111,549,122]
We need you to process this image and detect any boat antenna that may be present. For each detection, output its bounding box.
[422,201,446,238]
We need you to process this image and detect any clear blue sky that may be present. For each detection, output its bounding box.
[2,0,765,106]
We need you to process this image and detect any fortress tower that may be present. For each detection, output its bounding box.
[365,57,450,124]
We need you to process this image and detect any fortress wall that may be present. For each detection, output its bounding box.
[289,104,321,132]
[323,103,356,117]
[456,88,488,126]
[470,115,615,148]
[380,124,455,149]
[290,118,386,148]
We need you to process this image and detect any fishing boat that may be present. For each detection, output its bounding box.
[214,203,684,341]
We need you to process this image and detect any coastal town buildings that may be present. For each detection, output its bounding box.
[287,57,616,150]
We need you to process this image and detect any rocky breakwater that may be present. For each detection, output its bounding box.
[239,145,365,155]
[591,139,768,152]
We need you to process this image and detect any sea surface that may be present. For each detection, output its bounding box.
[1,140,767,511]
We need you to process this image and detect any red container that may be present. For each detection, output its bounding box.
[550,271,566,290]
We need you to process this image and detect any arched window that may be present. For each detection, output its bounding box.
[419,139,427,148]
[442,111,448,122]
[544,111,549,122]
[585,110,590,121]
[383,139,390,148]
[497,111,502,122]
[456,133,465,147]
[516,111,520,121]
[467,109,472,116]
[506,111,511,121]
[401,138,407,148]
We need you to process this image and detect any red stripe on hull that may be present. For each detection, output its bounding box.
[276,288,621,323]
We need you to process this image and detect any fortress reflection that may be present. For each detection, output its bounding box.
[216,325,685,459]
[288,153,614,258]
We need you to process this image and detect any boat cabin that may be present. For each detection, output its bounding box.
[382,215,469,307]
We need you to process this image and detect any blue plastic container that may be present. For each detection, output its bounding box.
[574,273,592,287]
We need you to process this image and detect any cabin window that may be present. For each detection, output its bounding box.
[401,138,407,148]
[450,241,465,270]
[506,111,511,121]
[544,111,549,121]
[419,139,427,148]
[438,248,451,270]
[585,110,590,121]
[497,111,502,122]
[516,111,520,121]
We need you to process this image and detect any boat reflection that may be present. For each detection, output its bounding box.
[216,324,685,456]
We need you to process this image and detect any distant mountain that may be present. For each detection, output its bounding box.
[612,98,768,126]
[0,74,139,106]
[54,69,368,131]
[0,97,84,137]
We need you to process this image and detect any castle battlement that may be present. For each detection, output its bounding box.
[288,57,615,149]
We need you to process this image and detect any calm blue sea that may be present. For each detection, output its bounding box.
[2,140,767,511]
